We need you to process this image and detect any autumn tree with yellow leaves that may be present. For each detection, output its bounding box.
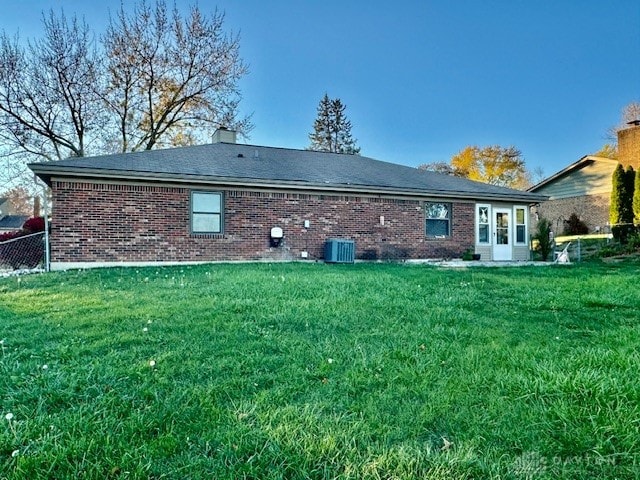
[420,145,532,189]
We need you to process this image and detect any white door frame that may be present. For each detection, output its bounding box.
[493,207,512,261]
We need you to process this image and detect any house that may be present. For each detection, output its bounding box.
[529,121,640,234]
[29,131,546,270]
[0,197,14,217]
[0,197,29,234]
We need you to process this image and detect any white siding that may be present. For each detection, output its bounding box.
[513,246,531,262]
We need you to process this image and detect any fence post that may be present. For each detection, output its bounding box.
[41,187,51,272]
[44,216,50,272]
[577,238,581,262]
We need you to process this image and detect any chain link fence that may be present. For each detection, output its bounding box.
[0,232,46,273]
[552,234,617,262]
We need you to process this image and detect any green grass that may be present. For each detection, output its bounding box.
[1,260,639,479]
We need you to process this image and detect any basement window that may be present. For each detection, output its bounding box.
[191,191,223,234]
[425,202,451,238]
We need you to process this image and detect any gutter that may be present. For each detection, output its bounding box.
[29,165,549,203]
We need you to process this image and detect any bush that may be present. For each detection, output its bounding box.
[0,230,21,242]
[611,224,637,244]
[0,216,46,269]
[534,218,553,261]
[563,213,588,235]
[626,232,640,252]
[22,216,45,233]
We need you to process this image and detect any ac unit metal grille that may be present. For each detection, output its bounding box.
[324,239,355,263]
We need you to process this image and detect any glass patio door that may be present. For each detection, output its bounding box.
[493,208,512,261]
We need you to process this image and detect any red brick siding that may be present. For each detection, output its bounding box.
[50,180,475,262]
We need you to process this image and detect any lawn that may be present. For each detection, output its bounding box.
[1,261,639,479]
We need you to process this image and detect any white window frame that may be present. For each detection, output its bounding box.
[514,205,527,245]
[191,191,223,234]
[476,204,491,245]
[425,202,451,238]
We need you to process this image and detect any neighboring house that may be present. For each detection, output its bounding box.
[0,215,29,234]
[528,156,618,233]
[0,198,28,234]
[29,131,546,270]
[0,197,15,217]
[530,121,640,234]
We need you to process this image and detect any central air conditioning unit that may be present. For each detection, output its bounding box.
[324,239,355,263]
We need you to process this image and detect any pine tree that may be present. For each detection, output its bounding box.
[308,94,360,154]
[309,94,333,152]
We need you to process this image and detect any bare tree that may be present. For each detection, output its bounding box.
[0,10,103,161]
[0,186,33,215]
[0,0,252,189]
[604,101,640,144]
[417,162,456,175]
[102,0,251,152]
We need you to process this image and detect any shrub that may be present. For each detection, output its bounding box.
[597,245,620,258]
[611,224,636,244]
[533,218,553,261]
[563,213,588,235]
[627,232,640,252]
[22,216,45,233]
[0,231,21,242]
[0,216,46,269]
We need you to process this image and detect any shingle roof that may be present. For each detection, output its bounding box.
[29,142,547,202]
[528,155,618,192]
[0,215,28,230]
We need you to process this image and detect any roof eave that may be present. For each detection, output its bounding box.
[29,165,547,203]
[528,155,618,192]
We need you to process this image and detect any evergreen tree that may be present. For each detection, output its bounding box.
[633,169,640,225]
[308,94,360,154]
[622,166,635,224]
[533,217,553,261]
[610,164,636,241]
[610,164,626,225]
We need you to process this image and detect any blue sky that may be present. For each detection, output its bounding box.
[2,0,639,176]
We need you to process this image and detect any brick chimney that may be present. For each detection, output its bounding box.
[33,196,41,217]
[618,120,640,169]
[212,127,237,144]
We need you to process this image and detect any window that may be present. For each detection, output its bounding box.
[425,203,451,237]
[477,205,490,244]
[191,191,223,233]
[515,206,526,244]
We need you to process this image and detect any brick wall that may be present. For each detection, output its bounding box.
[50,180,475,263]
[618,125,640,170]
[534,193,610,234]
